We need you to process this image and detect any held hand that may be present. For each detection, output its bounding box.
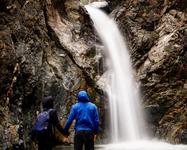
[63,136,69,143]
[31,142,37,149]
[63,129,70,137]
[63,134,69,138]
[94,135,97,142]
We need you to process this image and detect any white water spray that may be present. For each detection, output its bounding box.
[85,4,187,150]
[85,5,147,142]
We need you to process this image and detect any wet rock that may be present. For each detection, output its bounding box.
[180,130,187,144]
[47,0,104,81]
[109,0,187,144]
[145,105,161,125]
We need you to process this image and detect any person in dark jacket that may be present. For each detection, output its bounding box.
[64,90,99,150]
[32,96,68,150]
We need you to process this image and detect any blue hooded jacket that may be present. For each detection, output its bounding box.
[64,90,99,134]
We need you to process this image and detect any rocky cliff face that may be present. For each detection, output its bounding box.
[0,0,187,149]
[0,0,103,149]
[114,0,187,144]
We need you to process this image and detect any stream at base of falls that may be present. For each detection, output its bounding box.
[54,141,187,150]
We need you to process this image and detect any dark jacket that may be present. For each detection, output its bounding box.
[64,91,99,134]
[48,109,65,135]
[31,96,68,143]
[42,96,65,136]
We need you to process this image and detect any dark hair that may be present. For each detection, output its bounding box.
[42,96,54,109]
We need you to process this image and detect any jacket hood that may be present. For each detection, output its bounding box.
[77,90,90,103]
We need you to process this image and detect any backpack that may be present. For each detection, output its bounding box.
[31,109,53,141]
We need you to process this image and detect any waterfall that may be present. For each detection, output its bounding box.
[85,5,147,142]
[84,4,187,150]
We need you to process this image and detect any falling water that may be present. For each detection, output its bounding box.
[85,5,147,142]
[85,5,187,150]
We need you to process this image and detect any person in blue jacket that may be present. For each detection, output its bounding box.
[64,90,99,150]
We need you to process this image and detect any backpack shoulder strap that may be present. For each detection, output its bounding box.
[47,108,54,116]
[48,108,54,112]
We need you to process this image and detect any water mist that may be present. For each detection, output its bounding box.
[85,5,147,142]
[85,4,187,150]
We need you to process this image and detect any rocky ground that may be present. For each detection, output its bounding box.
[0,0,187,149]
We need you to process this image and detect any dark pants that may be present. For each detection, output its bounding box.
[74,131,94,150]
[37,132,54,150]
[38,142,53,150]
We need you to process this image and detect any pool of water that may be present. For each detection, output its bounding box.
[54,145,102,150]
[54,145,73,150]
[53,141,187,150]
